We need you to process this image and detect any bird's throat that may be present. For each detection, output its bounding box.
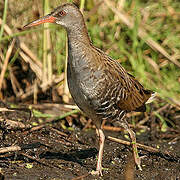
[66,21,91,46]
[66,24,92,68]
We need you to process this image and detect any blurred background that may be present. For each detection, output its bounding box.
[0,0,180,178]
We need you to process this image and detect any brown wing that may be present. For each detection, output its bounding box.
[117,73,153,112]
[90,47,153,113]
[102,57,153,112]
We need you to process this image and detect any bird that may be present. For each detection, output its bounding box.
[23,3,155,176]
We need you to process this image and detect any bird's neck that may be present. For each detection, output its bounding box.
[66,21,91,46]
[66,23,92,67]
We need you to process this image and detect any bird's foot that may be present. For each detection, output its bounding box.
[137,164,142,171]
[134,151,148,171]
[137,155,147,171]
[91,168,103,176]
[133,151,142,171]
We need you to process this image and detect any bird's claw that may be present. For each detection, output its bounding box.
[91,169,103,176]
[137,164,142,171]
[137,155,147,171]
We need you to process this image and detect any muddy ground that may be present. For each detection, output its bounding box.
[0,102,180,180]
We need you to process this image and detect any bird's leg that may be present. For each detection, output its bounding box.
[127,127,142,170]
[122,123,142,171]
[91,128,105,176]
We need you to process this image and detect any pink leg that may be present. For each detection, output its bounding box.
[91,128,105,176]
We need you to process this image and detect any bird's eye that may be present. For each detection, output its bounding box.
[59,10,66,16]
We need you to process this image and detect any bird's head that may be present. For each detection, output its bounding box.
[23,3,83,29]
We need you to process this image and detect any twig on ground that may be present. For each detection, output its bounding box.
[20,152,60,169]
[30,103,78,111]
[0,118,31,130]
[29,125,44,132]
[72,173,91,180]
[82,119,92,131]
[85,124,148,132]
[49,127,68,137]
[108,136,158,152]
[0,145,21,154]
[29,109,80,132]
[0,107,15,112]
[102,125,123,132]
[0,104,32,119]
[0,142,41,154]
[107,136,180,162]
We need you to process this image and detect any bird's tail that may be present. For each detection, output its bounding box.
[145,92,157,104]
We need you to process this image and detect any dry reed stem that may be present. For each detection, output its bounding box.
[13,73,64,100]
[0,18,43,79]
[33,79,38,104]
[19,43,42,68]
[46,28,52,82]
[19,51,42,79]
[144,55,161,75]
[9,67,24,96]
[137,104,170,126]
[0,48,5,62]
[84,1,103,20]
[63,35,71,103]
[104,0,180,68]
[0,39,15,91]
[168,98,180,108]
[0,19,42,68]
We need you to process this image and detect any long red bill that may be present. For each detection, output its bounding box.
[23,14,56,29]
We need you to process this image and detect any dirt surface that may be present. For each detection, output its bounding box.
[0,104,180,180]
